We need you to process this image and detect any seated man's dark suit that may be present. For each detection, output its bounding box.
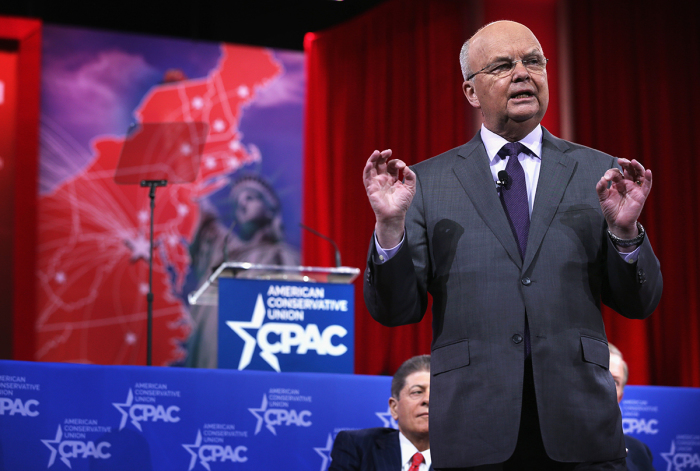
[329,427,431,471]
[364,129,663,468]
[625,434,655,471]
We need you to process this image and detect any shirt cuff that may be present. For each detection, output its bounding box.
[618,245,641,264]
[374,232,404,264]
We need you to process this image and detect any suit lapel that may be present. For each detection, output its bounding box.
[373,430,402,471]
[453,135,523,268]
[522,128,576,273]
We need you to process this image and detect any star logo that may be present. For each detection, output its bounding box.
[124,233,151,262]
[659,440,700,471]
[376,406,398,429]
[41,425,65,468]
[661,440,678,471]
[113,389,138,431]
[314,433,334,471]
[226,294,281,371]
[248,394,274,435]
[182,430,206,471]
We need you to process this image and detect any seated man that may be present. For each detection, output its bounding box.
[609,343,655,471]
[330,354,431,471]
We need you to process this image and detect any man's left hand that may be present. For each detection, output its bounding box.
[596,158,652,241]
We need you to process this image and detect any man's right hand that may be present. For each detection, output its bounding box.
[363,149,416,248]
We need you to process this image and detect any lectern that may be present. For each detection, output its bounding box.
[189,262,360,373]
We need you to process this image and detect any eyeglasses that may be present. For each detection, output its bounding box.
[466,56,549,81]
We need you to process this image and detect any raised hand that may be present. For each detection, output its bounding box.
[363,149,416,248]
[596,158,652,242]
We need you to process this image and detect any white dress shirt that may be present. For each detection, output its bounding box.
[375,124,640,263]
[399,431,431,471]
[481,123,542,216]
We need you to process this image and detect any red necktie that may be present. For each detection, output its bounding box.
[408,452,424,471]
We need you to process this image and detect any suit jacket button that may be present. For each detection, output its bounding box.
[512,334,523,344]
[637,268,646,284]
[521,277,531,286]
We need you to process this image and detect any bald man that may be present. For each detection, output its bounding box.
[363,21,662,470]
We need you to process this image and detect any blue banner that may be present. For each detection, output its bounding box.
[218,279,354,373]
[1,360,697,471]
[0,361,389,471]
[621,386,700,471]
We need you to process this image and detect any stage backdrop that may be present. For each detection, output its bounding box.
[37,26,305,366]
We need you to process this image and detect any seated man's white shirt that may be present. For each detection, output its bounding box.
[399,432,431,471]
[375,124,640,263]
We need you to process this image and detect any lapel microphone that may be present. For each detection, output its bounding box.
[497,170,511,190]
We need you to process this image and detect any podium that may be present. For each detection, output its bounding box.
[189,262,360,373]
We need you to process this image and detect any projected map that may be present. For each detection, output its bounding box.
[37,27,304,366]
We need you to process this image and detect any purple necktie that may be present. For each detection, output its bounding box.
[498,142,530,259]
[499,142,531,358]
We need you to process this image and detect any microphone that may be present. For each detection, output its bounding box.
[300,223,342,268]
[497,170,511,189]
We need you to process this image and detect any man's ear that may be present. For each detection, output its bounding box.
[389,397,399,421]
[463,80,481,109]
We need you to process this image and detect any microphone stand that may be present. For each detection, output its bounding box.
[141,179,167,366]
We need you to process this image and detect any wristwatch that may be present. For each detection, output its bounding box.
[607,222,645,247]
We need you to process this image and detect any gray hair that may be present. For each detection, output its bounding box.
[608,342,629,387]
[459,39,471,81]
[460,21,498,81]
[391,354,431,399]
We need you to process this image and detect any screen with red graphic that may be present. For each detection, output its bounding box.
[37,26,304,366]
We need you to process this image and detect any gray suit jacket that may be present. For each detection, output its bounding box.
[364,129,662,468]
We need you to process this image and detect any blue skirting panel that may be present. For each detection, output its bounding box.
[0,360,697,470]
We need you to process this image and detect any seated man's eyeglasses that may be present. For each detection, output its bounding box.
[467,55,549,81]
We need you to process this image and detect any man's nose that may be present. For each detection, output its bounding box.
[511,61,530,80]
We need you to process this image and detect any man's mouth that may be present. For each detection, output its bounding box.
[510,91,534,99]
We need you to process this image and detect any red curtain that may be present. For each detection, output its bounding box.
[303,0,474,375]
[568,0,700,387]
[0,17,41,361]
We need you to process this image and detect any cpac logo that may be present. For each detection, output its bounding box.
[227,294,348,372]
[622,418,659,435]
[41,425,111,468]
[183,430,247,471]
[376,406,398,429]
[0,397,39,417]
[314,434,334,471]
[661,441,700,471]
[249,394,312,435]
[112,389,180,431]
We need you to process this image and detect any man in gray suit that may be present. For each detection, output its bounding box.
[362,21,662,470]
